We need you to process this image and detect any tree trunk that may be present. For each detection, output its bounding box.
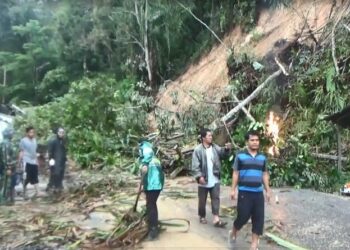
[221,70,281,123]
[2,66,6,104]
[337,126,342,171]
[143,0,154,88]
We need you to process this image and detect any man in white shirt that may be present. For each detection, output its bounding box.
[19,126,41,198]
[192,128,232,227]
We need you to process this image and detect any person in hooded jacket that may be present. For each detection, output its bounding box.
[139,140,164,240]
[0,128,18,204]
[47,128,67,194]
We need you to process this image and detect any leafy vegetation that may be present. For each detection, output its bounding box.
[1,0,348,192]
[218,15,350,192]
[15,75,152,168]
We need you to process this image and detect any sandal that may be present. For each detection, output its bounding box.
[199,217,207,224]
[214,220,227,228]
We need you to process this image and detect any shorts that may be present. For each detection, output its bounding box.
[25,163,39,185]
[233,191,265,235]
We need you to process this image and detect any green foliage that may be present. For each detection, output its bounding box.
[232,1,257,32]
[15,74,151,168]
[0,0,290,104]
[223,30,350,192]
[271,135,341,192]
[262,0,292,8]
[38,67,69,102]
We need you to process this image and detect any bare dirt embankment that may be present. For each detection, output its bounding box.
[155,0,335,117]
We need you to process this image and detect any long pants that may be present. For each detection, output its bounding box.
[145,190,161,229]
[0,173,15,203]
[198,183,220,218]
[234,191,265,235]
[48,166,65,190]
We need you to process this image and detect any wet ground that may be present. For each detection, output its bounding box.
[140,177,350,250]
[1,174,349,250]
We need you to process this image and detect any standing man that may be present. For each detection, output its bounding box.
[47,127,67,194]
[192,128,231,227]
[19,126,41,198]
[0,128,18,204]
[230,130,271,250]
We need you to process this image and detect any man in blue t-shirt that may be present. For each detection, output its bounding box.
[229,130,271,250]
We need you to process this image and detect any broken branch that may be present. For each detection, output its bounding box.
[274,57,289,76]
[344,24,350,33]
[311,152,347,161]
[232,95,256,123]
[220,70,282,124]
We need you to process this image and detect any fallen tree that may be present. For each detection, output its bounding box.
[210,69,282,131]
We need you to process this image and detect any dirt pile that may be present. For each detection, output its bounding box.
[155,0,336,118]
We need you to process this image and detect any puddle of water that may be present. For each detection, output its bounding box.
[76,212,116,231]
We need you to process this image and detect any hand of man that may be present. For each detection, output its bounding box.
[199,176,206,185]
[6,169,12,176]
[137,183,143,193]
[141,165,148,173]
[225,143,232,150]
[265,189,272,203]
[230,189,238,200]
[49,159,55,167]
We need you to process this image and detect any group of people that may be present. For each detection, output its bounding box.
[139,128,271,250]
[0,126,68,204]
[1,123,268,249]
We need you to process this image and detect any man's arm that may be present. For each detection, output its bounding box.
[263,160,272,202]
[18,139,24,162]
[230,155,239,200]
[191,149,203,183]
[48,140,55,160]
[231,170,239,199]
[215,144,232,159]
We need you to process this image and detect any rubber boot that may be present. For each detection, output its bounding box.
[10,188,15,204]
[148,226,158,240]
[23,185,29,200]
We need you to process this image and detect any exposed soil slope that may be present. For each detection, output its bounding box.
[155,0,335,116]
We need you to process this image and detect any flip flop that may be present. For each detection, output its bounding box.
[199,217,207,224]
[214,220,227,228]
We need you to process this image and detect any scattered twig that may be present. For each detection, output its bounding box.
[274,57,289,76]
[223,121,240,149]
[331,19,341,75]
[343,24,350,33]
[282,109,290,122]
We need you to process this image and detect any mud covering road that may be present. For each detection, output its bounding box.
[140,177,350,250]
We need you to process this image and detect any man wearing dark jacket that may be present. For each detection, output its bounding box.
[192,128,232,227]
[47,128,67,194]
